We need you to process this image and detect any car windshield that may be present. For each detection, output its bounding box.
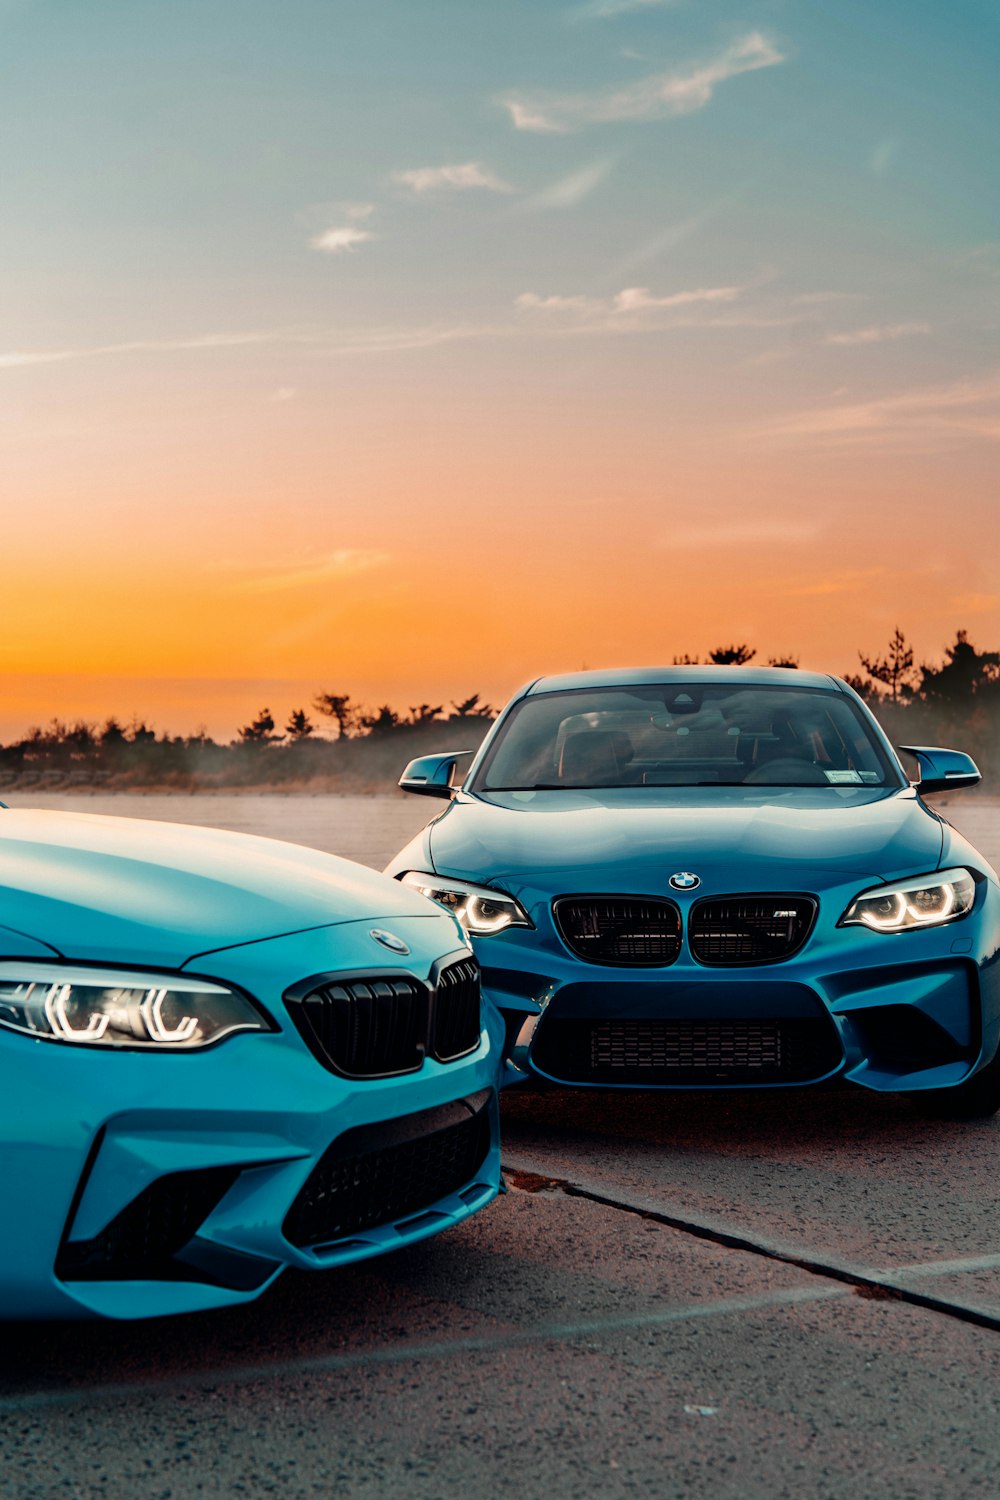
[473,683,900,791]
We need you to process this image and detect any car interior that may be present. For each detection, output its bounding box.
[482,687,889,789]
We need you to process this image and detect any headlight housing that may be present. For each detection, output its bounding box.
[399,872,533,935]
[0,964,271,1049]
[840,868,976,933]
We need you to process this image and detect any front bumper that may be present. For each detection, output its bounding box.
[0,920,503,1320]
[472,878,1000,1094]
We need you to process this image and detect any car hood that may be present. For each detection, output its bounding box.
[428,786,944,893]
[0,809,439,968]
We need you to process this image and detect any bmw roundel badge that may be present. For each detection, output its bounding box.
[369,928,410,955]
[669,872,701,891]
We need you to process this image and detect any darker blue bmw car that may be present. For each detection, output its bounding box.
[387,668,1000,1118]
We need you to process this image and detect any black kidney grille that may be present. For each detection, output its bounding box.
[531,1017,841,1085]
[283,1095,492,1250]
[56,1166,238,1283]
[554,897,682,966]
[287,975,428,1078]
[432,957,482,1061]
[689,896,816,965]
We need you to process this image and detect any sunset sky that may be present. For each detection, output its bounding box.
[2,0,998,740]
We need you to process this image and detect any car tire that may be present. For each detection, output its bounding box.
[906,1047,1000,1120]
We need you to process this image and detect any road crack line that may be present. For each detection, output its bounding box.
[503,1164,1000,1334]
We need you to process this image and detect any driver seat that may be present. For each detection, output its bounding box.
[559,730,632,786]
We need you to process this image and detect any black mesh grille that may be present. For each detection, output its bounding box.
[432,957,482,1062]
[56,1167,238,1282]
[689,896,816,965]
[554,897,682,967]
[850,1004,969,1071]
[532,1017,841,1085]
[286,974,428,1077]
[283,1093,492,1250]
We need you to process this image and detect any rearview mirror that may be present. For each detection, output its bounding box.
[898,745,981,796]
[398,751,472,799]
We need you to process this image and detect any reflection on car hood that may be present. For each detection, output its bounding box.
[0,810,438,968]
[429,786,944,892]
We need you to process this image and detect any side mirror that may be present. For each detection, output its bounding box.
[898,745,982,796]
[398,751,472,799]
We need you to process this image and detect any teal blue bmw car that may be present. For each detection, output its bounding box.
[388,668,1000,1118]
[0,811,501,1319]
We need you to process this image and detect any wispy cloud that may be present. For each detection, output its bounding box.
[0,349,76,369]
[0,285,783,381]
[825,322,930,346]
[394,162,512,194]
[269,387,297,402]
[615,285,740,312]
[613,209,723,276]
[572,0,679,17]
[504,33,785,133]
[516,284,742,324]
[521,157,614,210]
[341,201,376,220]
[0,322,512,373]
[223,549,391,593]
[506,102,566,134]
[751,373,1000,446]
[317,323,510,357]
[310,225,373,253]
[0,332,273,371]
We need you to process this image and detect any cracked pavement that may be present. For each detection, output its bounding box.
[1,793,998,1499]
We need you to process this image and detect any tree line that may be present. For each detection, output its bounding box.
[1,630,997,789]
[0,693,499,790]
[236,693,495,744]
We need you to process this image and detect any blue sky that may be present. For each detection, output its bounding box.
[4,0,996,340]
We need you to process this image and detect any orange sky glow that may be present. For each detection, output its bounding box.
[2,3,997,742]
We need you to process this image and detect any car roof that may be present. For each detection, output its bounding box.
[524,666,843,696]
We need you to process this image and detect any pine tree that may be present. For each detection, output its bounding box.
[285,708,314,741]
[708,643,756,666]
[313,693,355,739]
[858,627,916,704]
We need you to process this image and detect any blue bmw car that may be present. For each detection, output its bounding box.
[388,668,1000,1118]
[0,810,502,1319]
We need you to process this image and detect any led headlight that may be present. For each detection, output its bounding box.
[840,868,976,933]
[0,964,270,1049]
[399,872,533,935]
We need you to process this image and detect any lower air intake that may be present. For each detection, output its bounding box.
[283,1091,492,1250]
[56,1166,238,1283]
[532,1018,841,1085]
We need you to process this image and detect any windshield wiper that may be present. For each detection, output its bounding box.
[485,783,613,791]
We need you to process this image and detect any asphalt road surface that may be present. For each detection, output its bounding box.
[2,792,999,1500]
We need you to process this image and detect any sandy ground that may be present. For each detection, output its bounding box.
[2,791,1000,1499]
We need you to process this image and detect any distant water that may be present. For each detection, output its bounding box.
[6,790,1000,874]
